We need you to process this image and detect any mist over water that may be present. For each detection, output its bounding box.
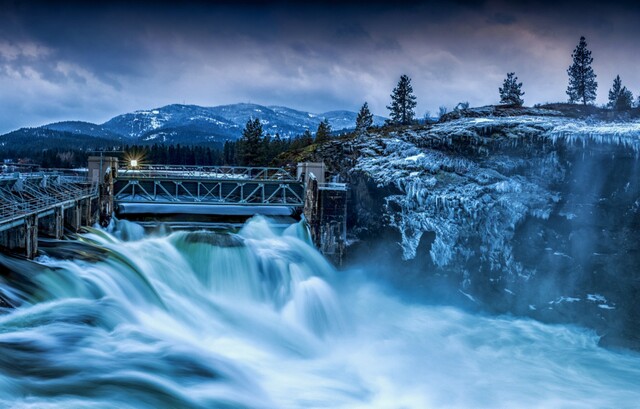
[1,217,639,408]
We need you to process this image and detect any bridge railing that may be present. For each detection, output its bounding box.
[0,180,98,224]
[117,165,297,181]
[0,197,52,220]
[0,171,88,182]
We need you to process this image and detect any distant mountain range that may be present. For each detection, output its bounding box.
[0,103,387,150]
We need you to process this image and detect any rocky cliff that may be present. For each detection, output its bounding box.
[305,108,640,349]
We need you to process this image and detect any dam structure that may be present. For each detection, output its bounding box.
[0,157,347,262]
[0,171,99,258]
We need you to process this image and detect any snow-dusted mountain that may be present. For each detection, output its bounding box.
[7,103,387,146]
[102,103,386,141]
[42,121,123,140]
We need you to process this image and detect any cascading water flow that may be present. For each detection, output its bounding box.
[1,217,640,408]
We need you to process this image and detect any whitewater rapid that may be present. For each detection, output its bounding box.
[0,217,639,408]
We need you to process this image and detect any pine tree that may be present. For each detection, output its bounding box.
[223,141,235,165]
[498,72,525,106]
[300,130,313,146]
[260,134,272,165]
[314,119,332,144]
[607,75,622,107]
[607,75,634,110]
[355,102,374,136]
[387,74,417,125]
[290,131,309,150]
[237,118,263,166]
[618,89,634,110]
[566,36,598,105]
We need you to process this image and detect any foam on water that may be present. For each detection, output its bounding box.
[0,217,639,408]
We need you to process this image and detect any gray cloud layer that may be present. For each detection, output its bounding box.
[0,0,639,133]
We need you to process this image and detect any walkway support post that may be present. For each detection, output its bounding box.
[24,214,38,259]
[38,206,64,240]
[0,216,36,258]
[65,201,82,232]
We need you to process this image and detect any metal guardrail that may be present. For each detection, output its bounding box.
[0,171,87,181]
[117,165,297,181]
[0,173,98,227]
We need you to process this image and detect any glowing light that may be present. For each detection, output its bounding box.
[123,150,146,169]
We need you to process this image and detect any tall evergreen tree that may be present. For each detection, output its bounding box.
[498,72,525,106]
[237,118,263,165]
[290,130,313,151]
[566,36,598,105]
[607,75,634,110]
[355,102,374,136]
[223,141,235,165]
[300,130,313,147]
[260,134,272,164]
[387,74,417,125]
[607,75,622,107]
[314,119,332,144]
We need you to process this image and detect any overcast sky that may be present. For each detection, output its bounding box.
[0,0,639,133]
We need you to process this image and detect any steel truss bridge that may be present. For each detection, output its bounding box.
[0,173,98,232]
[113,165,305,215]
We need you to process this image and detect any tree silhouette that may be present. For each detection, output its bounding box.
[607,75,634,110]
[567,36,598,105]
[387,75,417,125]
[499,72,525,106]
[237,118,263,165]
[355,102,374,136]
[314,119,332,144]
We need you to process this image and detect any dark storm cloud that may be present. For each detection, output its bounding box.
[487,12,517,25]
[333,24,372,44]
[0,0,639,133]
[375,38,403,52]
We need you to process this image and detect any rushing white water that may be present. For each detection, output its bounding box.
[1,217,639,409]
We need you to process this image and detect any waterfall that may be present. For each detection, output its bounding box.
[1,216,639,408]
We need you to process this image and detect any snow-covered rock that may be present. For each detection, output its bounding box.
[342,115,640,348]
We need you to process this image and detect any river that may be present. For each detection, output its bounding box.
[0,217,639,408]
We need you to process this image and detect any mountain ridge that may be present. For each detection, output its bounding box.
[2,103,387,148]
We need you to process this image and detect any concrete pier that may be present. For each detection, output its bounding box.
[299,162,348,264]
[38,206,64,239]
[88,156,118,226]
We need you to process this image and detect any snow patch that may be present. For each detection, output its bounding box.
[405,153,425,162]
[587,294,607,303]
[598,304,616,310]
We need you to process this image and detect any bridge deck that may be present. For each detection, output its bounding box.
[117,165,297,181]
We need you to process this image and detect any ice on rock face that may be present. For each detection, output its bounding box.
[355,136,555,271]
[353,116,639,276]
